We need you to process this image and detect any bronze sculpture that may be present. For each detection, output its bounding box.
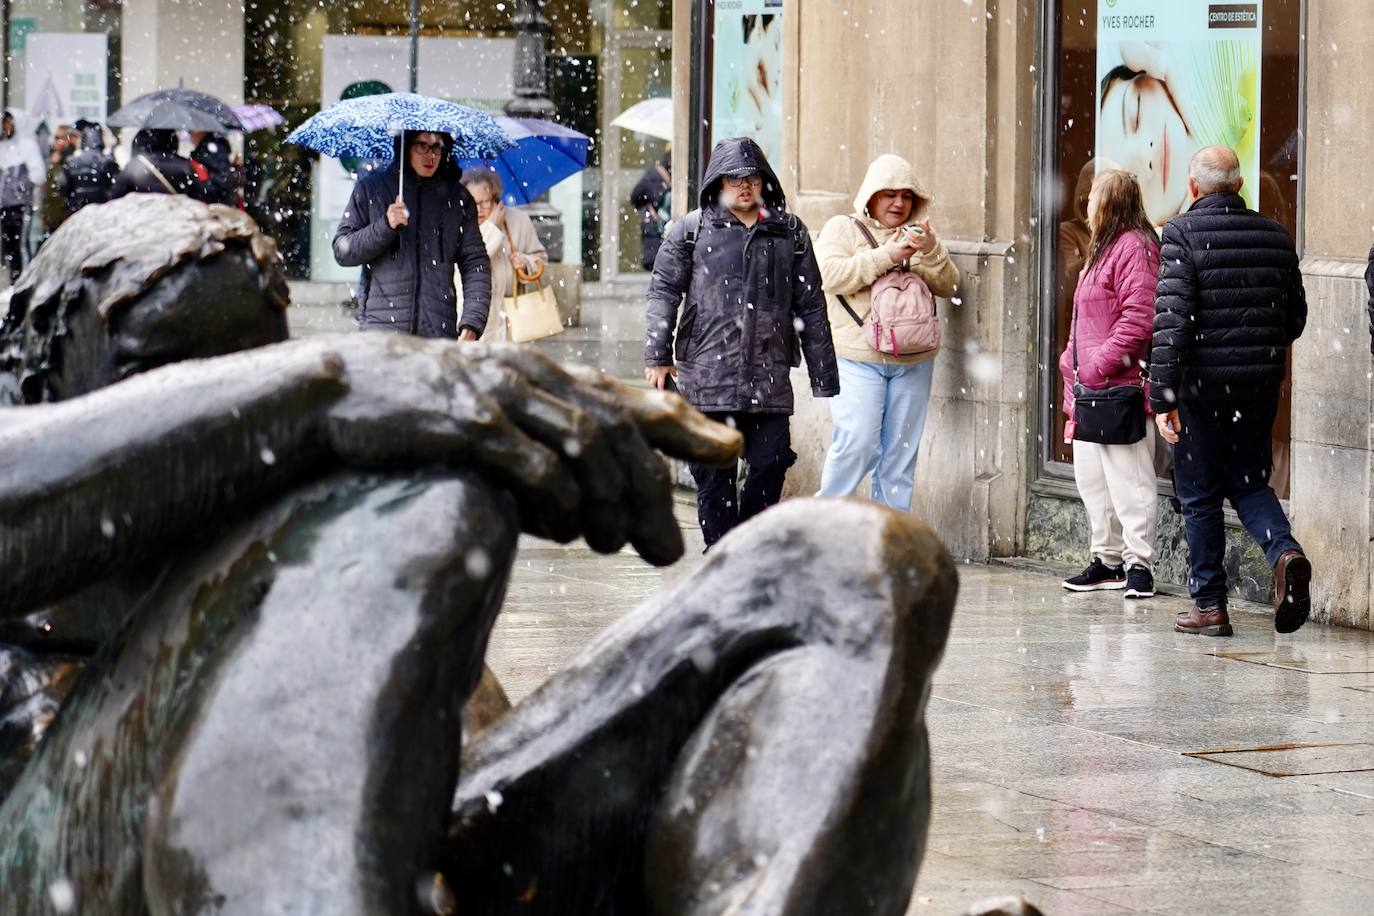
[0,195,957,915]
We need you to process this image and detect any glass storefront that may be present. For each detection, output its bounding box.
[243,0,671,282]
[1040,0,1303,497]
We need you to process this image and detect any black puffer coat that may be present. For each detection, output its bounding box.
[110,130,201,199]
[60,123,117,214]
[1149,192,1306,411]
[644,137,838,414]
[333,135,491,339]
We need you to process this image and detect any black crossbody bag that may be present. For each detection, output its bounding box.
[1071,290,1146,445]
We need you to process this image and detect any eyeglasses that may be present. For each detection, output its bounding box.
[471,196,495,209]
[411,141,445,157]
[722,173,763,188]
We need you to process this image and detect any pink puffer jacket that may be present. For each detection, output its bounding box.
[1058,230,1160,415]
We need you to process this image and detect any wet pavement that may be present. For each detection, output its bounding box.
[487,503,1374,916]
[285,279,1374,912]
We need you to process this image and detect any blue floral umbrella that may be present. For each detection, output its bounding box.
[286,93,512,198]
[456,116,591,206]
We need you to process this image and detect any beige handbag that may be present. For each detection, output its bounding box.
[503,260,564,343]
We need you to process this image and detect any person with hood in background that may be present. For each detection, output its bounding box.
[630,150,671,269]
[189,130,240,208]
[814,153,959,512]
[111,129,202,199]
[645,136,839,549]
[334,130,491,340]
[59,120,118,216]
[0,109,44,283]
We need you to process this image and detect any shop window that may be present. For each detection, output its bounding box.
[1043,1,1302,498]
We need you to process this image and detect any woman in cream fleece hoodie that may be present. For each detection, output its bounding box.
[815,154,959,511]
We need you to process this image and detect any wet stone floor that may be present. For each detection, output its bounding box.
[485,500,1374,915]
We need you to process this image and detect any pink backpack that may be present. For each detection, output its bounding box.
[835,217,940,356]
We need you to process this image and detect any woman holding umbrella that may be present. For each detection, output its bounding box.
[333,130,491,341]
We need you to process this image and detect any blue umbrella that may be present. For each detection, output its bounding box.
[456,116,591,206]
[286,92,512,198]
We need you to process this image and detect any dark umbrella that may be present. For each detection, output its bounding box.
[109,89,244,132]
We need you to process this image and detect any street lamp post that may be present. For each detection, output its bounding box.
[505,0,564,261]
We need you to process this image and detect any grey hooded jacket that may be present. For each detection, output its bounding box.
[644,137,838,414]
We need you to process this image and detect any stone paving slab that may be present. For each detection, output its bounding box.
[483,505,1374,914]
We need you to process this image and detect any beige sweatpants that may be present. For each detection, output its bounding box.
[1072,428,1158,570]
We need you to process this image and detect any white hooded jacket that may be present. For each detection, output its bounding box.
[815,154,959,365]
[0,109,44,211]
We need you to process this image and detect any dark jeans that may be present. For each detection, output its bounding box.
[1172,398,1301,604]
[1,206,26,282]
[690,412,797,548]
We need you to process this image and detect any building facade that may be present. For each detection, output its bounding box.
[674,0,1374,630]
[3,0,672,282]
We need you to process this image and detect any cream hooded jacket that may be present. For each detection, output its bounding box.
[815,154,959,365]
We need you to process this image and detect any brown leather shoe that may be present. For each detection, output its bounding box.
[1175,603,1233,637]
[1273,550,1312,634]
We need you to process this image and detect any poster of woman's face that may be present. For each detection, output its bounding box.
[1094,2,1261,225]
[711,3,784,167]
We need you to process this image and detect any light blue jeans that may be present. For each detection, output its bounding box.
[817,357,936,511]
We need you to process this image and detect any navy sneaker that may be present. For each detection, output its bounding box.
[1062,558,1127,592]
[1124,566,1155,599]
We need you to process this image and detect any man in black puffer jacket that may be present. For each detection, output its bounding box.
[1150,146,1311,638]
[334,130,490,340]
[644,137,838,548]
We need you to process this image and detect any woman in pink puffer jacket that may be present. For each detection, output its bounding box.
[1058,170,1161,599]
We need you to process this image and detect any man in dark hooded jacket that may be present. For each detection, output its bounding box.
[59,120,118,216]
[333,130,491,340]
[645,136,839,548]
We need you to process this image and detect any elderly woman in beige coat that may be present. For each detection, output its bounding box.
[459,169,549,342]
[814,154,959,511]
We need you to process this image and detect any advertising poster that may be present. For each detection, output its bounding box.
[710,0,784,168]
[1095,1,1261,225]
[25,33,109,128]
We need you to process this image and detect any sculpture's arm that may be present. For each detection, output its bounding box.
[0,334,742,616]
[0,341,343,615]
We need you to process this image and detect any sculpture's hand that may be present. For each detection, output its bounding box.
[320,335,741,565]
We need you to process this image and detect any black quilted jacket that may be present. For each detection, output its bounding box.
[1148,192,1306,412]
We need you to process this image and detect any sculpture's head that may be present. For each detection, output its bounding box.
[0,194,290,405]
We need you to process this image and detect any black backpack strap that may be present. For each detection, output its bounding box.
[681,208,702,251]
[835,294,864,327]
[786,213,810,257]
